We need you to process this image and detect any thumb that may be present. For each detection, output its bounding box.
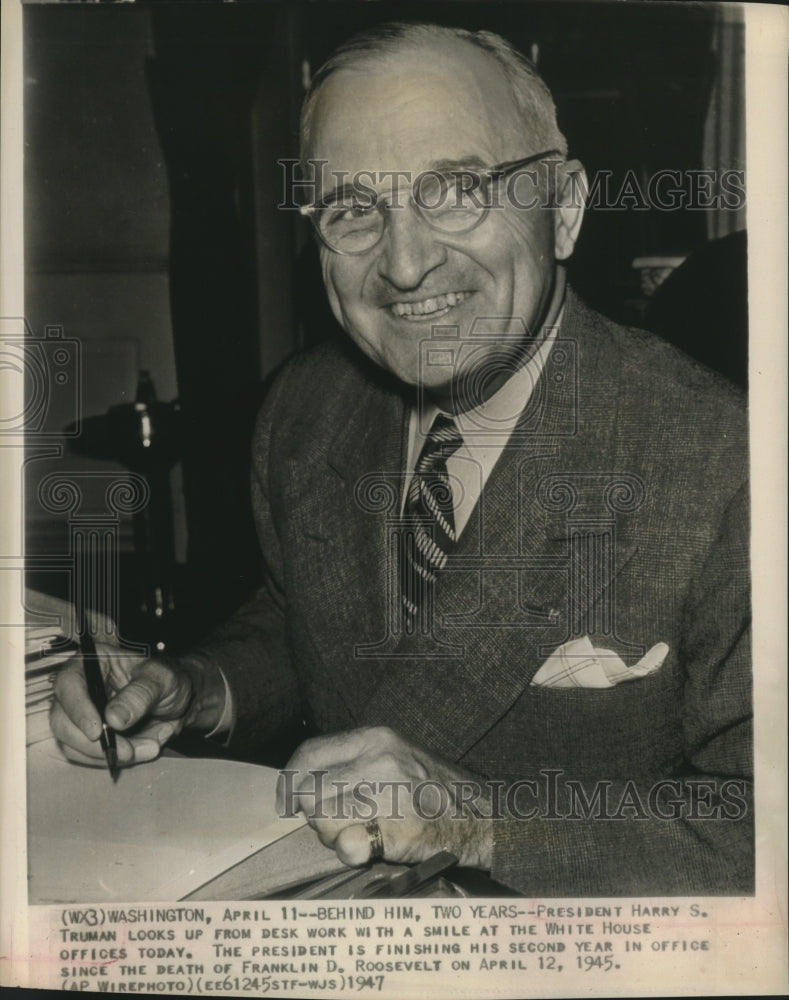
[104,663,165,730]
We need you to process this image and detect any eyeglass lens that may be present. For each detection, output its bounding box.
[316,170,501,253]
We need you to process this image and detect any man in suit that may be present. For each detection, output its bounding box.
[51,23,751,895]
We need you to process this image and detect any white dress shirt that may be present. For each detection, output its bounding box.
[403,321,559,537]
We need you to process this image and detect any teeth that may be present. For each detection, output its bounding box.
[391,291,466,318]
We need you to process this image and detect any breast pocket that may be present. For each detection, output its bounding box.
[482,660,685,784]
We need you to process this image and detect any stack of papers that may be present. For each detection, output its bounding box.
[25,623,79,747]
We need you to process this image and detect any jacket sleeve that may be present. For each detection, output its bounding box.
[186,369,303,760]
[489,481,753,895]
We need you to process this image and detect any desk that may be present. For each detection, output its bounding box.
[25,591,511,901]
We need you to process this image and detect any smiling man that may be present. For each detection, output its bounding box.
[51,23,752,896]
[300,33,581,401]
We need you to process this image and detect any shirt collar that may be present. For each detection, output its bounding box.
[418,306,564,441]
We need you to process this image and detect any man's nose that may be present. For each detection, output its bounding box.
[376,203,446,290]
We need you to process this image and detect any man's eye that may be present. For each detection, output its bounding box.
[321,193,378,219]
[416,173,486,215]
[448,174,487,209]
[333,202,375,221]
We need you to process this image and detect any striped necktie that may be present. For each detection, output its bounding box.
[401,413,463,633]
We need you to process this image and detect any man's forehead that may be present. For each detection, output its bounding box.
[306,43,524,176]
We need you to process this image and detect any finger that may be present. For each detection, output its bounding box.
[305,810,387,853]
[277,739,340,814]
[299,787,378,843]
[58,742,115,768]
[305,810,397,851]
[336,817,435,867]
[281,735,363,809]
[129,718,180,745]
[308,800,428,866]
[95,643,135,693]
[285,727,395,780]
[59,734,159,768]
[123,719,180,760]
[53,661,102,741]
[335,822,391,867]
[51,701,106,761]
[126,735,166,764]
[279,730,405,814]
[103,669,166,731]
[50,702,136,765]
[288,765,412,827]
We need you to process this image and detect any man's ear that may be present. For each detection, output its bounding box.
[554,159,586,261]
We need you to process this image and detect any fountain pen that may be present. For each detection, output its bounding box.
[80,630,119,781]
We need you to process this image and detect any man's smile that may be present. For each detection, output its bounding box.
[388,290,470,320]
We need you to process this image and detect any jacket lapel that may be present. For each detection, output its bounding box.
[284,365,411,719]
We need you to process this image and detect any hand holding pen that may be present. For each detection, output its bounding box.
[50,641,198,770]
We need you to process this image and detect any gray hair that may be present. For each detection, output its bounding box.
[300,22,568,161]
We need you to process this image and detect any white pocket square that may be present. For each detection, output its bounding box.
[531,636,669,689]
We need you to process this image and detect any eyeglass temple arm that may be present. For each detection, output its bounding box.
[297,149,563,212]
[487,149,563,178]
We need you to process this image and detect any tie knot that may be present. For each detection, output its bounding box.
[421,413,463,465]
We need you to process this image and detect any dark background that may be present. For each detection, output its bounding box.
[24,1,746,653]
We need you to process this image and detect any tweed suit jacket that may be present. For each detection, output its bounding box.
[203,287,752,896]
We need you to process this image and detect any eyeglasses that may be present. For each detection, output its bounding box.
[299,149,562,255]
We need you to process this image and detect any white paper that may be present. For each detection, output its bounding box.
[27,740,304,903]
